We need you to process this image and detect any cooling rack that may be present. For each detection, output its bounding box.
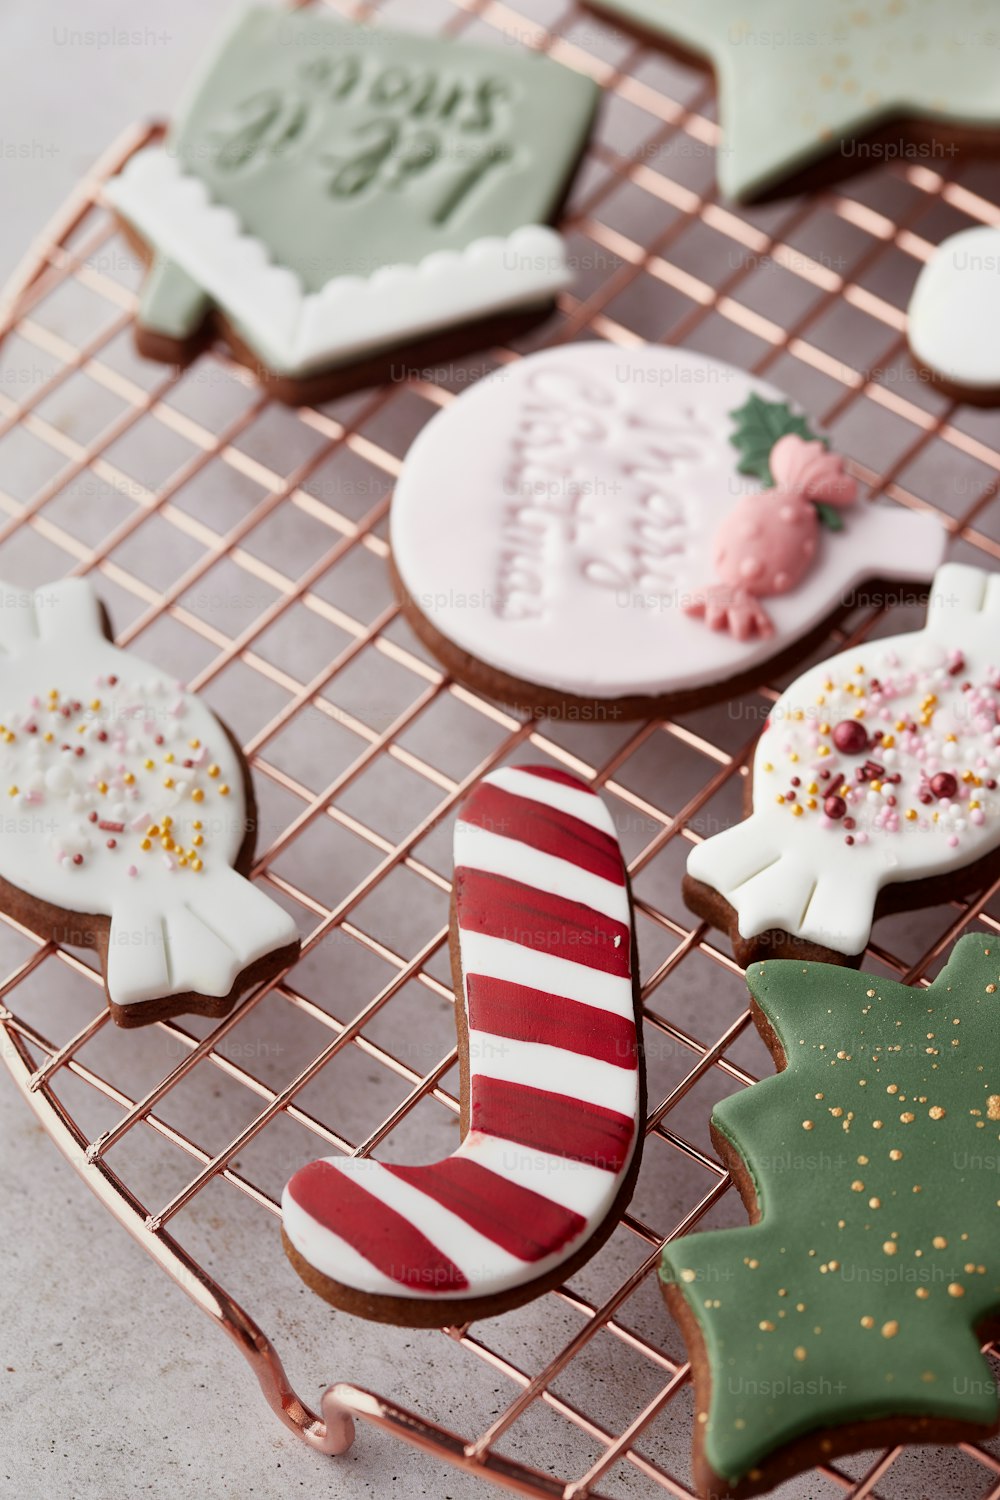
[3,0,1000,1496]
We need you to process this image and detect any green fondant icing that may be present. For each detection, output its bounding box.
[165,5,597,289]
[591,0,1000,199]
[728,393,817,484]
[139,254,211,340]
[660,934,1000,1485]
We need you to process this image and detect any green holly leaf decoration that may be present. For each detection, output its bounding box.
[660,934,1000,1495]
[728,393,819,484]
[813,501,846,533]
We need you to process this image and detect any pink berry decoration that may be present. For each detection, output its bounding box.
[686,429,858,641]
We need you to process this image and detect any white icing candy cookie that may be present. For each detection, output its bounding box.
[282,764,643,1325]
[686,564,1000,965]
[0,580,299,1026]
[390,343,946,715]
[908,225,1000,402]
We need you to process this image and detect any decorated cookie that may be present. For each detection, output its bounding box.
[686,563,1000,968]
[103,6,598,404]
[583,0,1000,200]
[908,226,1000,404]
[282,764,643,1325]
[390,343,944,717]
[661,935,1000,1499]
[0,580,299,1026]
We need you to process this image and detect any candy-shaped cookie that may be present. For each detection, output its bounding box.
[582,0,1000,201]
[104,6,598,405]
[282,765,643,1325]
[685,563,1000,967]
[0,580,299,1026]
[661,935,1000,1499]
[908,226,1000,405]
[390,343,944,717]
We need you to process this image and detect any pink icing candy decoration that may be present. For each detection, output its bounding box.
[686,434,858,641]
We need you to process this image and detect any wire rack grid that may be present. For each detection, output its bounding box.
[3,0,1000,1496]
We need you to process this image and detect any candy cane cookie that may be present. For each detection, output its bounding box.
[282,765,644,1325]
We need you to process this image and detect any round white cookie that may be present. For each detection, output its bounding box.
[391,343,945,706]
[908,225,1000,398]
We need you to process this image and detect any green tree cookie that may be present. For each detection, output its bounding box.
[661,934,1000,1496]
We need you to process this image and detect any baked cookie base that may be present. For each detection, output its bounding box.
[282,888,646,1328]
[660,997,1000,1499]
[391,549,933,722]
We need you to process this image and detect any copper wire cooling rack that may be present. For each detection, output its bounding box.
[4,1,1000,1496]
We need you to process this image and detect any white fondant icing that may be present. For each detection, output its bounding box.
[0,580,298,1008]
[281,1193,406,1299]
[390,344,946,701]
[105,146,570,377]
[454,819,626,919]
[460,1132,614,1218]
[455,930,634,1018]
[303,1157,529,1294]
[908,225,1000,392]
[688,563,1000,956]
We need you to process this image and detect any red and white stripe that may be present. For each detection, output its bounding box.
[282,764,640,1303]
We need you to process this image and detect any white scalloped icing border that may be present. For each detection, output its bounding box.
[104,145,572,377]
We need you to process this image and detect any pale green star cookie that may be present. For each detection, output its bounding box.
[588,0,1000,199]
